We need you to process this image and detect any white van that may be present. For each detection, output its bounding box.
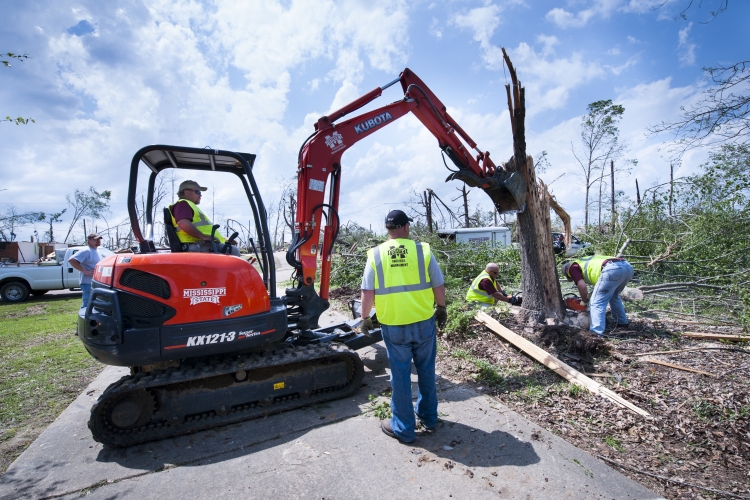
[438,227,511,247]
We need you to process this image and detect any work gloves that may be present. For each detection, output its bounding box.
[361,317,374,336]
[435,305,448,328]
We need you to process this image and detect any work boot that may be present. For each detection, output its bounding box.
[381,420,415,443]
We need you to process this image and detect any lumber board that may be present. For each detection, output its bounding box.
[475,311,650,417]
[681,332,748,342]
[633,347,707,356]
[644,359,713,377]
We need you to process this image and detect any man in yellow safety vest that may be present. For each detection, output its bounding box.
[561,255,634,336]
[360,210,447,443]
[465,263,520,307]
[169,180,240,256]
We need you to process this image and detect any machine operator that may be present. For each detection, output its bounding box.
[169,180,240,256]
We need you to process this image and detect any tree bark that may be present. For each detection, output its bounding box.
[502,48,565,322]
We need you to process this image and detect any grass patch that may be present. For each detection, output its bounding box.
[444,303,476,334]
[0,297,103,473]
[367,394,392,420]
[472,359,505,388]
[604,436,625,452]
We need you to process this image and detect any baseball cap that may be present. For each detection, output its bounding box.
[561,261,573,280]
[87,233,103,240]
[178,180,208,193]
[385,210,413,229]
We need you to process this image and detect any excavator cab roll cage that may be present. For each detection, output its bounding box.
[126,145,276,297]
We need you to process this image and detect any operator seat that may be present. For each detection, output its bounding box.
[164,207,188,252]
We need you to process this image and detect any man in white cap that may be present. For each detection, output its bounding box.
[169,180,239,256]
[69,233,103,309]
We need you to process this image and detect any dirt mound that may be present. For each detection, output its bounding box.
[538,324,609,356]
[328,286,359,302]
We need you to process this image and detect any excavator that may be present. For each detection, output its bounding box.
[77,68,526,447]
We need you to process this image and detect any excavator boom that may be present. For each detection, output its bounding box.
[287,68,526,322]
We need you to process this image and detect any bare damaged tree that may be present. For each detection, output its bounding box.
[454,185,471,227]
[650,2,747,158]
[502,48,564,321]
[572,100,625,227]
[649,61,750,158]
[63,187,111,243]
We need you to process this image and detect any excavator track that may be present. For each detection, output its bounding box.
[89,343,364,447]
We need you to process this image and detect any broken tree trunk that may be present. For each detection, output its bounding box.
[501,48,564,321]
[541,180,571,248]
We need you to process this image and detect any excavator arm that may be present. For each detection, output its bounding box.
[286,68,526,329]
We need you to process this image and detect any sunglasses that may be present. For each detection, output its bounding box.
[190,189,203,195]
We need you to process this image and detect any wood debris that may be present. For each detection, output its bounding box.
[681,332,749,341]
[475,311,650,417]
[643,358,713,377]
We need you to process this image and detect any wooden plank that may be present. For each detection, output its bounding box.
[475,311,650,417]
[644,358,713,377]
[632,347,707,357]
[681,332,748,342]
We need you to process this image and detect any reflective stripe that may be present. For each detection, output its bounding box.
[373,242,430,295]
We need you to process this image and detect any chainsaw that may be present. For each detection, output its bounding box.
[563,293,587,312]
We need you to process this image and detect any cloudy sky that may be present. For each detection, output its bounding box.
[0,0,745,244]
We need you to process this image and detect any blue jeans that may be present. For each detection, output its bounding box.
[589,261,634,335]
[80,283,92,309]
[381,316,438,443]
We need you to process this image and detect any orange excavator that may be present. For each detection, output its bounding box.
[78,68,526,447]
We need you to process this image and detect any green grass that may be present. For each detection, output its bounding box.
[604,436,625,452]
[0,297,103,472]
[367,394,392,420]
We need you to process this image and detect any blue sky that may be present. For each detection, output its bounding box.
[1,0,746,243]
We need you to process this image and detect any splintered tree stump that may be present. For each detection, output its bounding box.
[501,48,564,321]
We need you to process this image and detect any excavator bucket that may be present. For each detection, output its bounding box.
[448,167,527,214]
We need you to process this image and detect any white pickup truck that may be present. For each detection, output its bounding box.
[0,246,114,303]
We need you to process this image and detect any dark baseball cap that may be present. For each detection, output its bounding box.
[385,210,413,229]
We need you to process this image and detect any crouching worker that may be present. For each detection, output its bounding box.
[169,180,240,256]
[561,256,634,336]
[466,263,520,307]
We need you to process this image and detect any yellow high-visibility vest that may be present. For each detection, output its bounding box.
[465,270,496,305]
[368,238,434,326]
[570,255,614,285]
[169,199,226,244]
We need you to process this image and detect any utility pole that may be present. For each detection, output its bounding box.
[610,159,616,233]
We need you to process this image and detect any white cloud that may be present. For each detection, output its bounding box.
[545,0,623,29]
[627,35,644,44]
[429,17,442,39]
[605,53,640,75]
[607,46,621,56]
[505,41,607,115]
[677,22,696,66]
[453,4,503,68]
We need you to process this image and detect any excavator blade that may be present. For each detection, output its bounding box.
[448,167,527,214]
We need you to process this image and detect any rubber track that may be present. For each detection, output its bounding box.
[89,343,364,447]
